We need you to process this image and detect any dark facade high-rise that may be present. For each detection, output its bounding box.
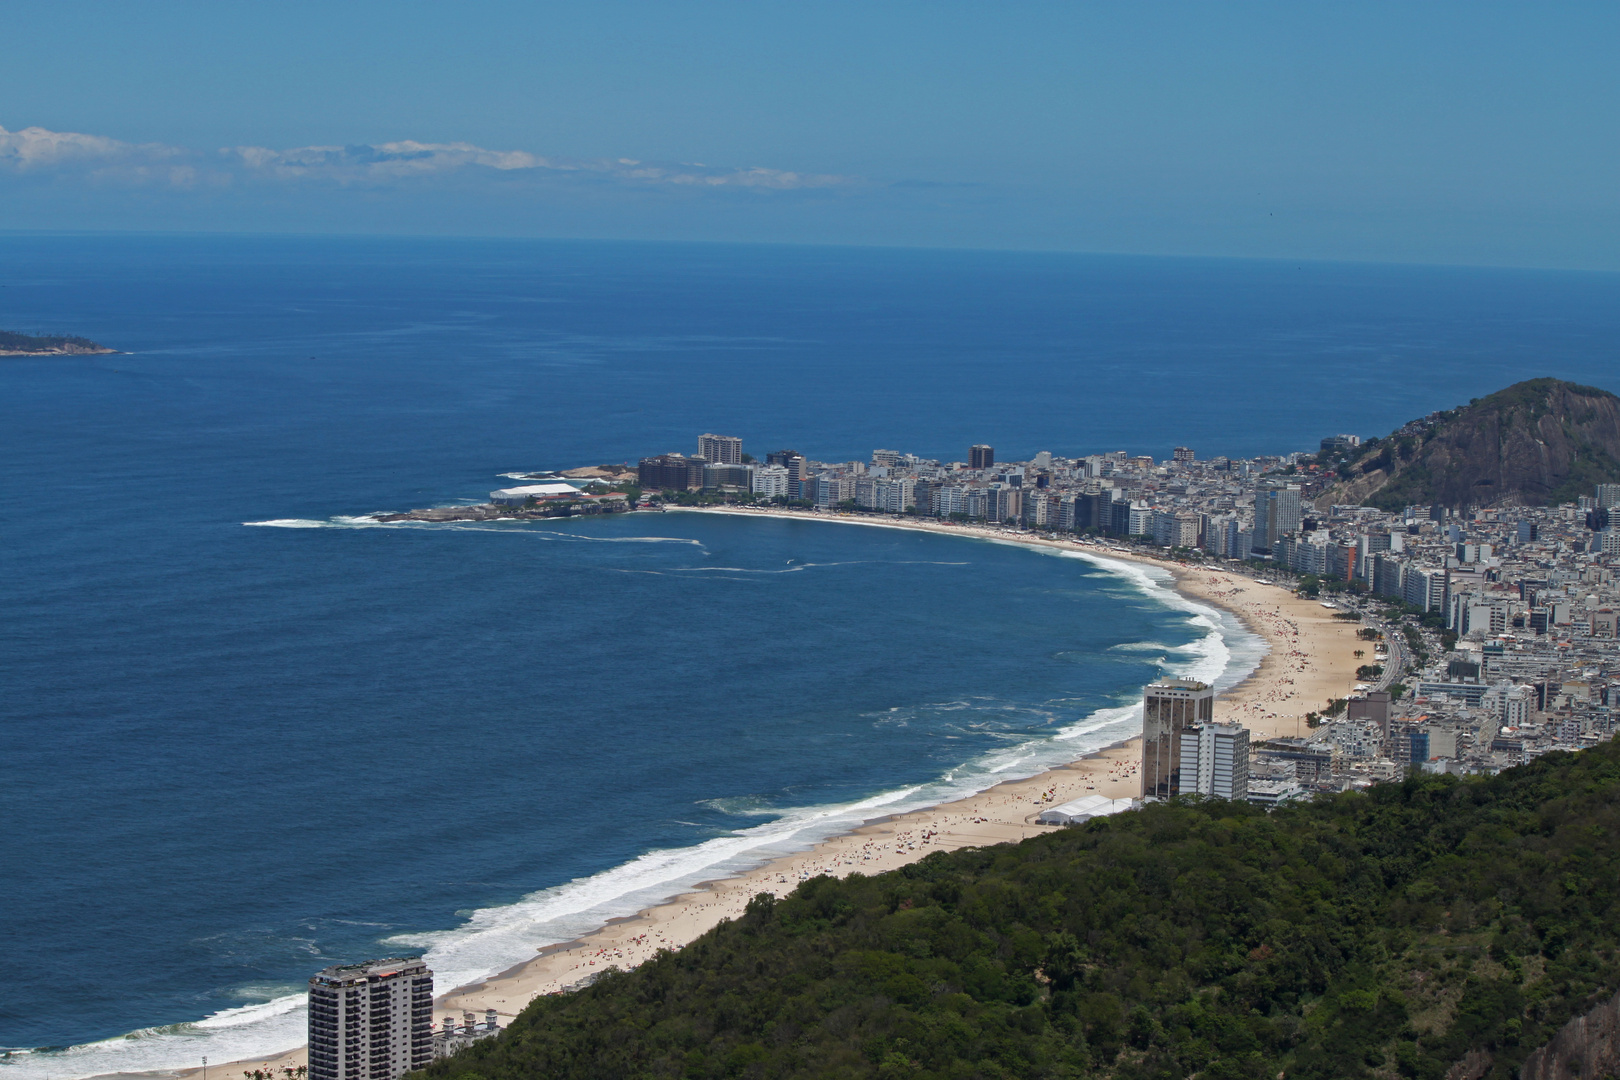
[969,444,995,469]
[1141,679,1214,799]
[1079,491,1113,533]
[1108,498,1132,537]
[638,454,705,491]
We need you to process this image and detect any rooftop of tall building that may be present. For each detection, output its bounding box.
[310,957,429,984]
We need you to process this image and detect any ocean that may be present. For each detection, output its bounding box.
[3,234,1619,1078]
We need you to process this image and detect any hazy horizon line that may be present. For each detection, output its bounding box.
[5,226,1618,278]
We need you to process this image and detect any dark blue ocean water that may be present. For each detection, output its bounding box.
[4,234,1620,1076]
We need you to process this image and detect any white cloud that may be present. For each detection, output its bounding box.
[1,122,859,196]
[223,140,552,180]
[0,124,184,170]
[223,139,854,190]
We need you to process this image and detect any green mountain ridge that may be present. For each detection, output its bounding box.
[1324,378,1620,510]
[422,741,1620,1080]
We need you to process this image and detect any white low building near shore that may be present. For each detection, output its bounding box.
[1246,779,1306,808]
[1036,794,1137,826]
[433,1009,501,1060]
[489,482,582,505]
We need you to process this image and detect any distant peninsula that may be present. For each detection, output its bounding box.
[0,330,116,356]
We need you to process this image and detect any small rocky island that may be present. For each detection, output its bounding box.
[0,330,116,356]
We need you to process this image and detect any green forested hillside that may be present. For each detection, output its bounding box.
[423,744,1620,1080]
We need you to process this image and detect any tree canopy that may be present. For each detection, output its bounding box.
[422,742,1620,1080]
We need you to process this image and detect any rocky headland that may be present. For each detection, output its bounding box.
[0,330,116,356]
[1323,378,1620,509]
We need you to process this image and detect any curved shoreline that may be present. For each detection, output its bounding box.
[85,508,1363,1080]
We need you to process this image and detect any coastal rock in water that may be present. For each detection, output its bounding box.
[0,330,117,356]
[560,464,636,480]
[374,506,506,522]
[1325,378,1620,509]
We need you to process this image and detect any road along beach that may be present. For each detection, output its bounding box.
[158,506,1361,1080]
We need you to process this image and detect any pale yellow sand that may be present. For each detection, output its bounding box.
[161,509,1359,1080]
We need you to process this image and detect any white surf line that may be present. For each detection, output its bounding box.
[242,517,706,546]
[671,507,1268,695]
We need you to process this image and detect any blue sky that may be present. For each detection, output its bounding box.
[4,1,1619,268]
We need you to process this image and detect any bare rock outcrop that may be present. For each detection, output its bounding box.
[1520,989,1620,1080]
[1323,378,1620,510]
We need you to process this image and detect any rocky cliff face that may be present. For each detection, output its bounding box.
[1326,379,1620,510]
[1520,988,1620,1080]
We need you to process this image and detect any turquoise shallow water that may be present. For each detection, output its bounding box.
[3,234,1618,1076]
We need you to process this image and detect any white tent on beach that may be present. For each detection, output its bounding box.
[1036,794,1137,826]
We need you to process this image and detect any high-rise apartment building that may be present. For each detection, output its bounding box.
[1253,487,1275,550]
[766,450,807,498]
[985,485,1022,523]
[874,477,915,513]
[1373,554,1405,599]
[969,444,995,469]
[1347,690,1392,741]
[932,484,968,517]
[1179,723,1249,800]
[1142,679,1214,799]
[701,462,752,490]
[1172,446,1195,463]
[810,473,852,508]
[1403,566,1447,612]
[638,454,705,491]
[751,464,790,499]
[697,433,743,464]
[1253,485,1302,551]
[787,457,807,500]
[1079,492,1109,532]
[1109,499,1133,537]
[1500,686,1530,726]
[308,958,434,1080]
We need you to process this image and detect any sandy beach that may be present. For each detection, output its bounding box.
[161,508,1361,1080]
